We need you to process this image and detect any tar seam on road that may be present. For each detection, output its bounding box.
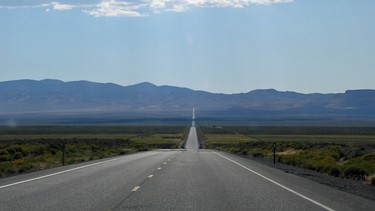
[213,152,335,211]
[0,152,154,190]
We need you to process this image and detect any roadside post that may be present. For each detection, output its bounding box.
[272,142,276,165]
[62,143,65,166]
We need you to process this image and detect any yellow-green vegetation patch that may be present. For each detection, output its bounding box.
[278,146,341,172]
[200,126,375,183]
[204,134,257,144]
[277,149,304,155]
[130,134,182,145]
[0,134,137,141]
[0,126,188,178]
[369,174,375,185]
[252,135,375,145]
[202,134,258,154]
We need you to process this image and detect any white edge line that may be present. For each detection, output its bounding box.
[0,152,149,190]
[0,158,119,189]
[213,152,335,211]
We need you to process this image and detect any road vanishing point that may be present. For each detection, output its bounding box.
[1,124,375,210]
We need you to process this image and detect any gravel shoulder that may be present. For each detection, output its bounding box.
[237,153,375,202]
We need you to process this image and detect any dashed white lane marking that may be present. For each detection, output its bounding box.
[214,152,335,211]
[163,162,167,165]
[157,167,162,170]
[148,175,153,178]
[131,186,140,192]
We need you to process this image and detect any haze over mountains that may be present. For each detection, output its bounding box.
[1,79,375,123]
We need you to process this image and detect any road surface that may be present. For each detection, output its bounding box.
[1,126,374,210]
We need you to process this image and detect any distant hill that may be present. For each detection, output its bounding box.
[1,79,375,122]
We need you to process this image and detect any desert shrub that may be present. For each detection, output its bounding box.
[50,148,58,155]
[344,166,369,180]
[17,168,26,174]
[31,146,45,155]
[13,152,23,159]
[119,148,135,155]
[5,167,16,174]
[239,149,247,155]
[362,154,375,161]
[300,162,315,170]
[0,149,9,156]
[17,165,32,174]
[67,159,77,165]
[317,165,332,174]
[345,147,367,160]
[252,152,264,158]
[91,145,100,152]
[343,153,375,175]
[0,155,13,161]
[370,176,375,185]
[138,148,148,152]
[6,148,15,154]
[13,145,24,153]
[329,166,341,177]
[283,157,297,166]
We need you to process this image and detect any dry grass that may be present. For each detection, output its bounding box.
[277,149,303,155]
[204,134,257,144]
[252,135,375,145]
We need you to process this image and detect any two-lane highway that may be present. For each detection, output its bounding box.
[1,126,375,210]
[184,125,199,150]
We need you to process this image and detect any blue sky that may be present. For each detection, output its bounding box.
[1,0,375,94]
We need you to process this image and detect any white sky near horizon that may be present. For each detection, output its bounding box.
[1,0,375,94]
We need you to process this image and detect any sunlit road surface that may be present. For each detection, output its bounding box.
[1,126,375,210]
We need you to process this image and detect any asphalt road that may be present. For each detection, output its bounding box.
[1,126,375,210]
[184,125,199,150]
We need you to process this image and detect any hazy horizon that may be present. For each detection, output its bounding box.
[3,78,375,95]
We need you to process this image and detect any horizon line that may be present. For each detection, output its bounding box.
[0,78,374,95]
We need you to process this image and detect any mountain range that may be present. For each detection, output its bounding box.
[1,79,375,123]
